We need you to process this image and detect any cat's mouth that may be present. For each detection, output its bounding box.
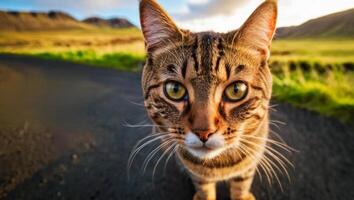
[186,146,226,160]
[184,132,227,159]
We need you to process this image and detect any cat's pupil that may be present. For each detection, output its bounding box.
[173,84,179,93]
[233,84,239,94]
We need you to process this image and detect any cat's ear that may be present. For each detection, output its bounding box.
[227,0,277,58]
[140,0,182,53]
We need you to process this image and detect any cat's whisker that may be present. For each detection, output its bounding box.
[142,139,177,174]
[123,123,167,129]
[228,133,295,154]
[240,139,291,183]
[269,104,278,108]
[264,148,291,183]
[126,99,145,107]
[271,119,286,125]
[263,147,291,182]
[242,135,296,152]
[163,144,179,174]
[238,143,273,186]
[269,104,279,112]
[152,142,177,180]
[262,154,284,192]
[255,165,263,183]
[240,142,283,191]
[269,122,281,130]
[236,145,263,184]
[122,118,150,126]
[127,134,173,176]
[269,129,287,146]
[238,144,268,180]
[241,136,294,169]
[265,145,294,169]
[132,132,171,149]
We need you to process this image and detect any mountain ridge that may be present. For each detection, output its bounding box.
[0,10,136,31]
[82,17,136,29]
[276,8,354,38]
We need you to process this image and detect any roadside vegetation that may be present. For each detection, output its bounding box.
[0,28,145,71]
[270,39,354,122]
[0,29,353,122]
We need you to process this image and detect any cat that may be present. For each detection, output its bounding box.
[138,0,282,199]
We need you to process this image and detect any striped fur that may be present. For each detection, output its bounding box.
[139,0,278,199]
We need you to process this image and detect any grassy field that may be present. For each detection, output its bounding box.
[0,29,146,71]
[270,39,354,122]
[0,29,353,122]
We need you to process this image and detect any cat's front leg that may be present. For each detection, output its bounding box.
[229,169,256,200]
[192,178,216,200]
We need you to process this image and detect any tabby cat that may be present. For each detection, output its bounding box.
[139,0,279,199]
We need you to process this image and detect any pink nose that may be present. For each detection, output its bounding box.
[193,129,215,143]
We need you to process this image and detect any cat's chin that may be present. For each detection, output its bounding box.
[186,146,226,160]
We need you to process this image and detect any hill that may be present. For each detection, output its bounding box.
[0,11,93,31]
[0,10,136,31]
[276,8,354,38]
[82,17,136,28]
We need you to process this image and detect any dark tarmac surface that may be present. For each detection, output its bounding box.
[0,54,353,200]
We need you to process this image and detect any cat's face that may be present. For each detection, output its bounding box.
[140,0,277,160]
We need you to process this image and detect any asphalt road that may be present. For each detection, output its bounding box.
[0,54,353,200]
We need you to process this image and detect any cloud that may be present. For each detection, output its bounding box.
[176,0,249,20]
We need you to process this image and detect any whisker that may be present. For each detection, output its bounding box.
[127,134,173,176]
[242,135,297,152]
[152,142,177,180]
[132,132,171,150]
[240,139,291,183]
[241,136,294,169]
[240,143,282,190]
[123,123,168,128]
[163,144,179,174]
[269,122,281,130]
[237,145,263,184]
[270,119,287,126]
[126,99,145,107]
[142,139,176,174]
[269,129,287,146]
[238,143,272,186]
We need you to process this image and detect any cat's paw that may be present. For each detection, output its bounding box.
[231,193,255,200]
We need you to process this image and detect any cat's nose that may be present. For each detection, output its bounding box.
[193,129,215,143]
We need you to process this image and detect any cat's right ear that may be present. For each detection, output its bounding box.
[140,0,182,53]
[226,0,277,59]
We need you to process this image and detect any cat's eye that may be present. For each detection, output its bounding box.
[224,81,248,102]
[164,81,187,101]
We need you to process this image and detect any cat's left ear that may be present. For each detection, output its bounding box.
[140,0,182,53]
[227,0,278,58]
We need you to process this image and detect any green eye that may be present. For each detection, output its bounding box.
[224,81,248,101]
[164,81,187,101]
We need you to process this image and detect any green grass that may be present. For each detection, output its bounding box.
[271,61,354,122]
[271,39,354,64]
[0,28,146,71]
[270,39,354,122]
[34,51,145,71]
[0,29,353,122]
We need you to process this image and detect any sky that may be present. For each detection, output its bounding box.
[0,0,353,32]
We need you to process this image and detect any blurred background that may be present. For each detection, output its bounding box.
[0,0,353,199]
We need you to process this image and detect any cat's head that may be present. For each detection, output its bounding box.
[140,0,277,160]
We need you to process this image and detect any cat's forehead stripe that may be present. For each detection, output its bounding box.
[200,33,213,75]
[215,37,225,73]
[181,59,188,78]
[192,37,199,73]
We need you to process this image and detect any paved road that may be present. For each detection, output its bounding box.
[0,54,353,200]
